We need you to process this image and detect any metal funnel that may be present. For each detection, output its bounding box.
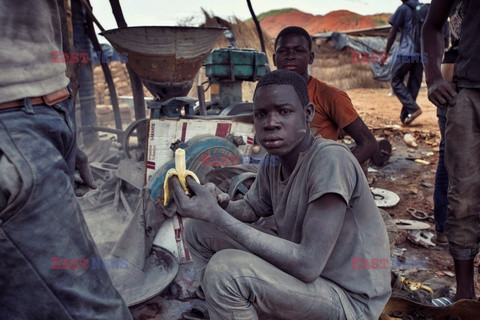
[101,26,225,100]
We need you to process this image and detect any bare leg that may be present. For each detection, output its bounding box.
[453,258,476,300]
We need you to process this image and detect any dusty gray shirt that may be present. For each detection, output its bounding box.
[0,0,69,103]
[244,137,391,319]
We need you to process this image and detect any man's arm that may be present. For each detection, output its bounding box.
[73,147,97,196]
[172,177,346,283]
[343,117,377,164]
[225,199,260,223]
[422,0,457,108]
[202,182,262,223]
[385,26,399,56]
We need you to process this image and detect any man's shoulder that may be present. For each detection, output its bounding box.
[398,2,414,14]
[390,2,414,27]
[309,77,349,98]
[310,138,353,160]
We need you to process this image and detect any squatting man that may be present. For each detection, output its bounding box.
[168,70,391,320]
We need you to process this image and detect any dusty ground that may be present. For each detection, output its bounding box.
[347,86,480,299]
[81,87,480,319]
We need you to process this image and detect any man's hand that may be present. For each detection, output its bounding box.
[203,182,230,209]
[379,52,389,66]
[171,176,225,222]
[427,78,457,108]
[74,147,96,197]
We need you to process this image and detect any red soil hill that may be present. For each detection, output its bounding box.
[251,8,391,38]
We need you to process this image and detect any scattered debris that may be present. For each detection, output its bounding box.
[371,188,400,207]
[392,246,407,257]
[371,138,392,166]
[415,159,430,165]
[407,208,434,221]
[403,133,418,148]
[401,276,434,294]
[421,182,433,188]
[407,230,436,248]
[408,188,418,195]
[394,219,431,230]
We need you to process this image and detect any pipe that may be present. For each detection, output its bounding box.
[72,0,98,146]
[82,0,123,130]
[246,0,266,54]
[108,0,147,152]
[197,85,207,115]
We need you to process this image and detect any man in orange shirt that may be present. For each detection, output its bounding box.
[274,26,377,164]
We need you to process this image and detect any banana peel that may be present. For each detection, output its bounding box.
[400,276,434,294]
[163,148,200,206]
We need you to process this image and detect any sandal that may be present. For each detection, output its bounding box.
[432,231,448,247]
[402,109,423,126]
[431,297,453,307]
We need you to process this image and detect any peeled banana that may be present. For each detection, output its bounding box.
[163,148,200,206]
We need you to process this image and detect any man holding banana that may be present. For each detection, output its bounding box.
[169,70,391,320]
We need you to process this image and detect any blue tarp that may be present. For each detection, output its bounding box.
[316,32,399,82]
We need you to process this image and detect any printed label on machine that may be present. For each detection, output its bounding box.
[146,118,255,263]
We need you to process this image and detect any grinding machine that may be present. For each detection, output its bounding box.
[100,26,268,305]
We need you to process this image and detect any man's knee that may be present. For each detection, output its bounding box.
[202,249,252,296]
[391,75,404,90]
[184,219,211,249]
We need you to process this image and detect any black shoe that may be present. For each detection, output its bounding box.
[402,109,423,126]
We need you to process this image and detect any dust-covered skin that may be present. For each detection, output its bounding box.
[171,82,347,283]
[422,0,479,301]
[252,84,314,177]
[273,30,377,164]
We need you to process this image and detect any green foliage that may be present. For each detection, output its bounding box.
[245,8,295,22]
[373,17,388,26]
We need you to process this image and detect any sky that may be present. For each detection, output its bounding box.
[90,0,430,39]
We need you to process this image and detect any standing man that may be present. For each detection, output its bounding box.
[0,1,131,318]
[173,70,391,320]
[422,0,479,301]
[274,26,377,165]
[386,0,424,126]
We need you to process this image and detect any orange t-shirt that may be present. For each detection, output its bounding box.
[307,76,359,140]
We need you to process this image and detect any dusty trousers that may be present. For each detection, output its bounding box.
[185,219,348,320]
[444,88,480,260]
[0,99,131,319]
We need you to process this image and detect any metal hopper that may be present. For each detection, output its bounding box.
[101,26,225,101]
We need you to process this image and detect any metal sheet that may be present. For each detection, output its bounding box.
[100,27,225,98]
[371,187,400,208]
[107,246,179,307]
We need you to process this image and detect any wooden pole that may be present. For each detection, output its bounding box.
[108,0,147,152]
